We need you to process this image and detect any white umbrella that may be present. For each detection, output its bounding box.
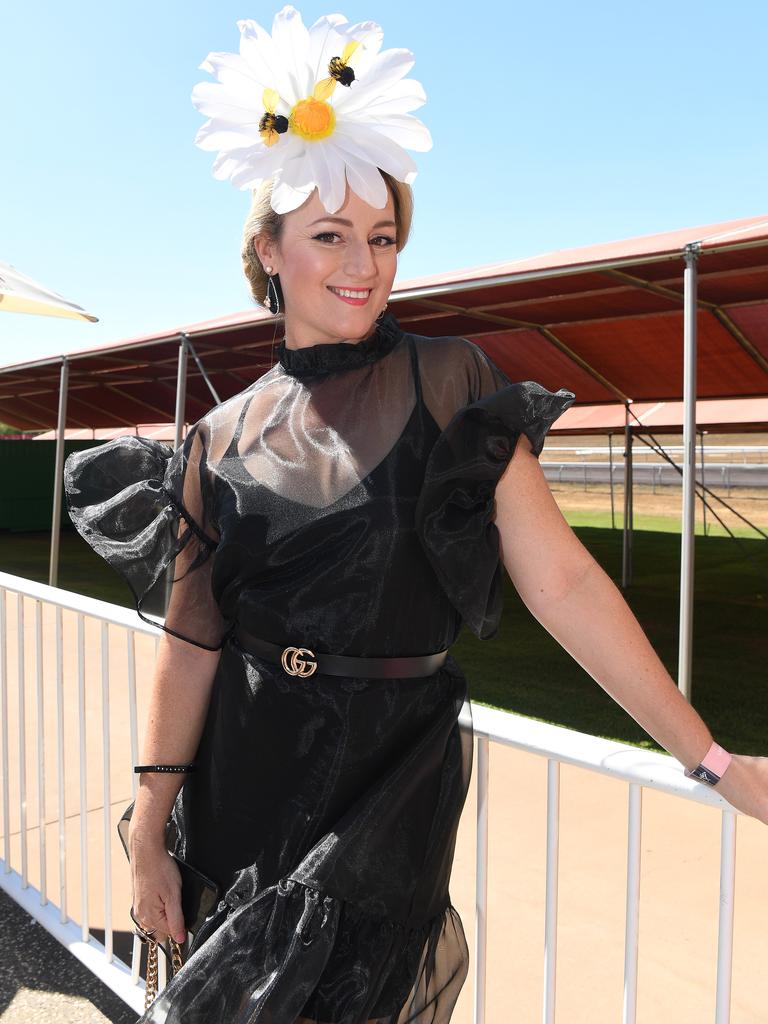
[0,260,98,321]
[0,260,97,588]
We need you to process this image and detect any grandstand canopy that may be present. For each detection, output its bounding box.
[1,213,768,431]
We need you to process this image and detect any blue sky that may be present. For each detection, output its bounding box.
[2,0,767,362]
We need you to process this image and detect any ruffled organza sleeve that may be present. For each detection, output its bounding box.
[416,341,576,641]
[63,424,229,650]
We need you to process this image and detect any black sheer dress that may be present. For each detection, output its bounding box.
[63,312,575,1024]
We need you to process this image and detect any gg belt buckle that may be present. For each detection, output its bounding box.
[281,645,318,678]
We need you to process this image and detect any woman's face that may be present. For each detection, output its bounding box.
[255,184,398,347]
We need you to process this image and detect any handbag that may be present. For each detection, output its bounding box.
[117,800,222,1007]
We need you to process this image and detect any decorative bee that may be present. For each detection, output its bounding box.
[259,88,289,147]
[313,41,361,100]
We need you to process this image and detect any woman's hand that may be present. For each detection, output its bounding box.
[714,754,768,825]
[129,826,187,946]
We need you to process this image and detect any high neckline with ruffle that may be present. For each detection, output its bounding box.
[277,312,404,378]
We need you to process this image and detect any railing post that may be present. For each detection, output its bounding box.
[622,783,642,1023]
[0,589,8,870]
[715,811,737,1024]
[35,599,47,904]
[543,759,560,1024]
[17,594,28,887]
[474,735,490,1024]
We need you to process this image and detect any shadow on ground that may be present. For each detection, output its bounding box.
[0,890,136,1023]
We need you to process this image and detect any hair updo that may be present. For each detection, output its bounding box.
[241,171,414,309]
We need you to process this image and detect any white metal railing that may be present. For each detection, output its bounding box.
[0,570,162,1014]
[0,571,745,1020]
[465,704,742,1024]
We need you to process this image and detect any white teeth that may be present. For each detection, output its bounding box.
[330,287,370,299]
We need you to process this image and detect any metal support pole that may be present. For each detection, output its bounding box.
[174,336,189,450]
[678,243,700,701]
[608,433,616,530]
[48,358,69,588]
[622,409,633,589]
[163,336,190,617]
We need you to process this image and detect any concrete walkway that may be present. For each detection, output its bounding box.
[0,889,134,1023]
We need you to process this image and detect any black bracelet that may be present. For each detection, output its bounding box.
[134,763,197,773]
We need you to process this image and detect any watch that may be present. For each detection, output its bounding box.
[683,741,732,787]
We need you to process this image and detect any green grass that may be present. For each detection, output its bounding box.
[2,519,766,755]
[454,521,768,755]
[565,508,767,539]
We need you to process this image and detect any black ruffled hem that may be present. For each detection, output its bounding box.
[136,872,468,1024]
[415,379,576,640]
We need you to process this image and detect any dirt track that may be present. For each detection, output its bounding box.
[550,482,768,532]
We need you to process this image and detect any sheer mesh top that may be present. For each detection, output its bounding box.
[64,312,576,655]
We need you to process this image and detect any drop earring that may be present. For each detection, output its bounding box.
[263,266,281,316]
[266,275,281,316]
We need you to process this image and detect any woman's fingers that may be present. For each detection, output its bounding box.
[162,885,188,945]
[132,850,187,945]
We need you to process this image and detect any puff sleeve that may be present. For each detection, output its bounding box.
[415,340,576,641]
[63,423,230,650]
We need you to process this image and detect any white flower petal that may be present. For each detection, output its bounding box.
[333,124,418,183]
[351,113,433,152]
[353,48,415,96]
[238,17,295,102]
[335,21,384,80]
[305,143,348,213]
[271,6,313,99]
[190,81,264,124]
[306,14,349,80]
[335,77,426,117]
[340,155,389,208]
[211,147,254,181]
[271,174,315,214]
[195,120,265,151]
[198,50,263,90]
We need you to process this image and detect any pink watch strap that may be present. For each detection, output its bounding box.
[685,740,732,785]
[701,741,732,777]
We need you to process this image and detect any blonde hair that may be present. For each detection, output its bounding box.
[241,172,414,308]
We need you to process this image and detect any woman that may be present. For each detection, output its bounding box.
[64,10,768,1024]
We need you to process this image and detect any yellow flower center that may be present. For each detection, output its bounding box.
[289,97,336,141]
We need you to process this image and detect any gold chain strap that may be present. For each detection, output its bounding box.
[144,937,185,1010]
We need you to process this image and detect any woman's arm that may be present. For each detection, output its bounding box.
[493,434,768,826]
[127,632,221,944]
[129,632,221,852]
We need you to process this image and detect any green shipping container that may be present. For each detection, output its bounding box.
[0,438,105,532]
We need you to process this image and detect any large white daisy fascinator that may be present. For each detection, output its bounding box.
[191,6,432,215]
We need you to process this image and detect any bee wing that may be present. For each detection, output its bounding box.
[313,78,336,101]
[262,87,280,113]
[260,128,280,148]
[342,40,361,64]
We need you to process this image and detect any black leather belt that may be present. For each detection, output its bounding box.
[233,624,448,679]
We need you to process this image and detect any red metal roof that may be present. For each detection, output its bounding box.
[555,397,768,435]
[1,214,767,431]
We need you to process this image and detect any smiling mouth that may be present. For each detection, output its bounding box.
[328,286,372,302]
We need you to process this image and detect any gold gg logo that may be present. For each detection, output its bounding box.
[281,646,318,678]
